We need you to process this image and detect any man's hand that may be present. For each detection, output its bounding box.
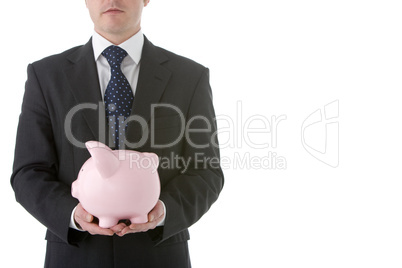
[74,203,126,236]
[116,200,165,237]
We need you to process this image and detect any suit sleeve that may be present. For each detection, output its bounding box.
[11,64,81,245]
[158,68,224,243]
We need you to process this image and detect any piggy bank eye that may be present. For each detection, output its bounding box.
[81,168,84,172]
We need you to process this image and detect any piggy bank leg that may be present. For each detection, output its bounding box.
[130,215,148,224]
[98,217,119,229]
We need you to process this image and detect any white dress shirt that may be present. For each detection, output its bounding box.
[92,30,143,99]
[69,31,166,231]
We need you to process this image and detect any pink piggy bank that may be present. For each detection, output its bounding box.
[71,141,160,228]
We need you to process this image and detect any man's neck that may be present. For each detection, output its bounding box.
[95,28,141,45]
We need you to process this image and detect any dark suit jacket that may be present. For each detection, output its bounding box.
[11,36,224,268]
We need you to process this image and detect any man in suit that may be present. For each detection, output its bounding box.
[11,0,224,267]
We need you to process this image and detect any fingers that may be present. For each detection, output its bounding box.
[116,216,160,236]
[110,222,126,234]
[80,221,114,236]
[73,201,165,237]
[117,221,157,236]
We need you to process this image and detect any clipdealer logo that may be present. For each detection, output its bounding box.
[301,100,339,168]
[64,100,340,170]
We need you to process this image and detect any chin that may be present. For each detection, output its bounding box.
[102,23,128,33]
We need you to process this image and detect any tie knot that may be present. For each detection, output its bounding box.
[102,45,128,67]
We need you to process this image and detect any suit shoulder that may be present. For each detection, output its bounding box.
[30,45,83,70]
[156,46,207,74]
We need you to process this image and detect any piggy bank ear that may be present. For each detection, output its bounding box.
[86,141,119,178]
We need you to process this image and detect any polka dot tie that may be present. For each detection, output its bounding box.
[102,45,134,149]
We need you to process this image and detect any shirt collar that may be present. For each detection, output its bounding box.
[92,30,144,65]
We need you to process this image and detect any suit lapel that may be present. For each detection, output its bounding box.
[64,39,104,142]
[62,36,171,149]
[127,36,171,147]
[131,36,171,122]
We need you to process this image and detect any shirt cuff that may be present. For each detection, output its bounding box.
[156,200,166,227]
[69,205,85,231]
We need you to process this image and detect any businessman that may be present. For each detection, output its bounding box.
[11,0,224,267]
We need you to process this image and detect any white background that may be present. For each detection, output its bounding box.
[1,0,402,267]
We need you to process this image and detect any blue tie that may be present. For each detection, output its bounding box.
[102,45,134,149]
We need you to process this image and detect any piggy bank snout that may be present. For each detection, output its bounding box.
[71,180,78,198]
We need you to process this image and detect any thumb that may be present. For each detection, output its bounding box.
[85,213,93,222]
[77,203,93,222]
[148,201,164,222]
[148,212,155,222]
